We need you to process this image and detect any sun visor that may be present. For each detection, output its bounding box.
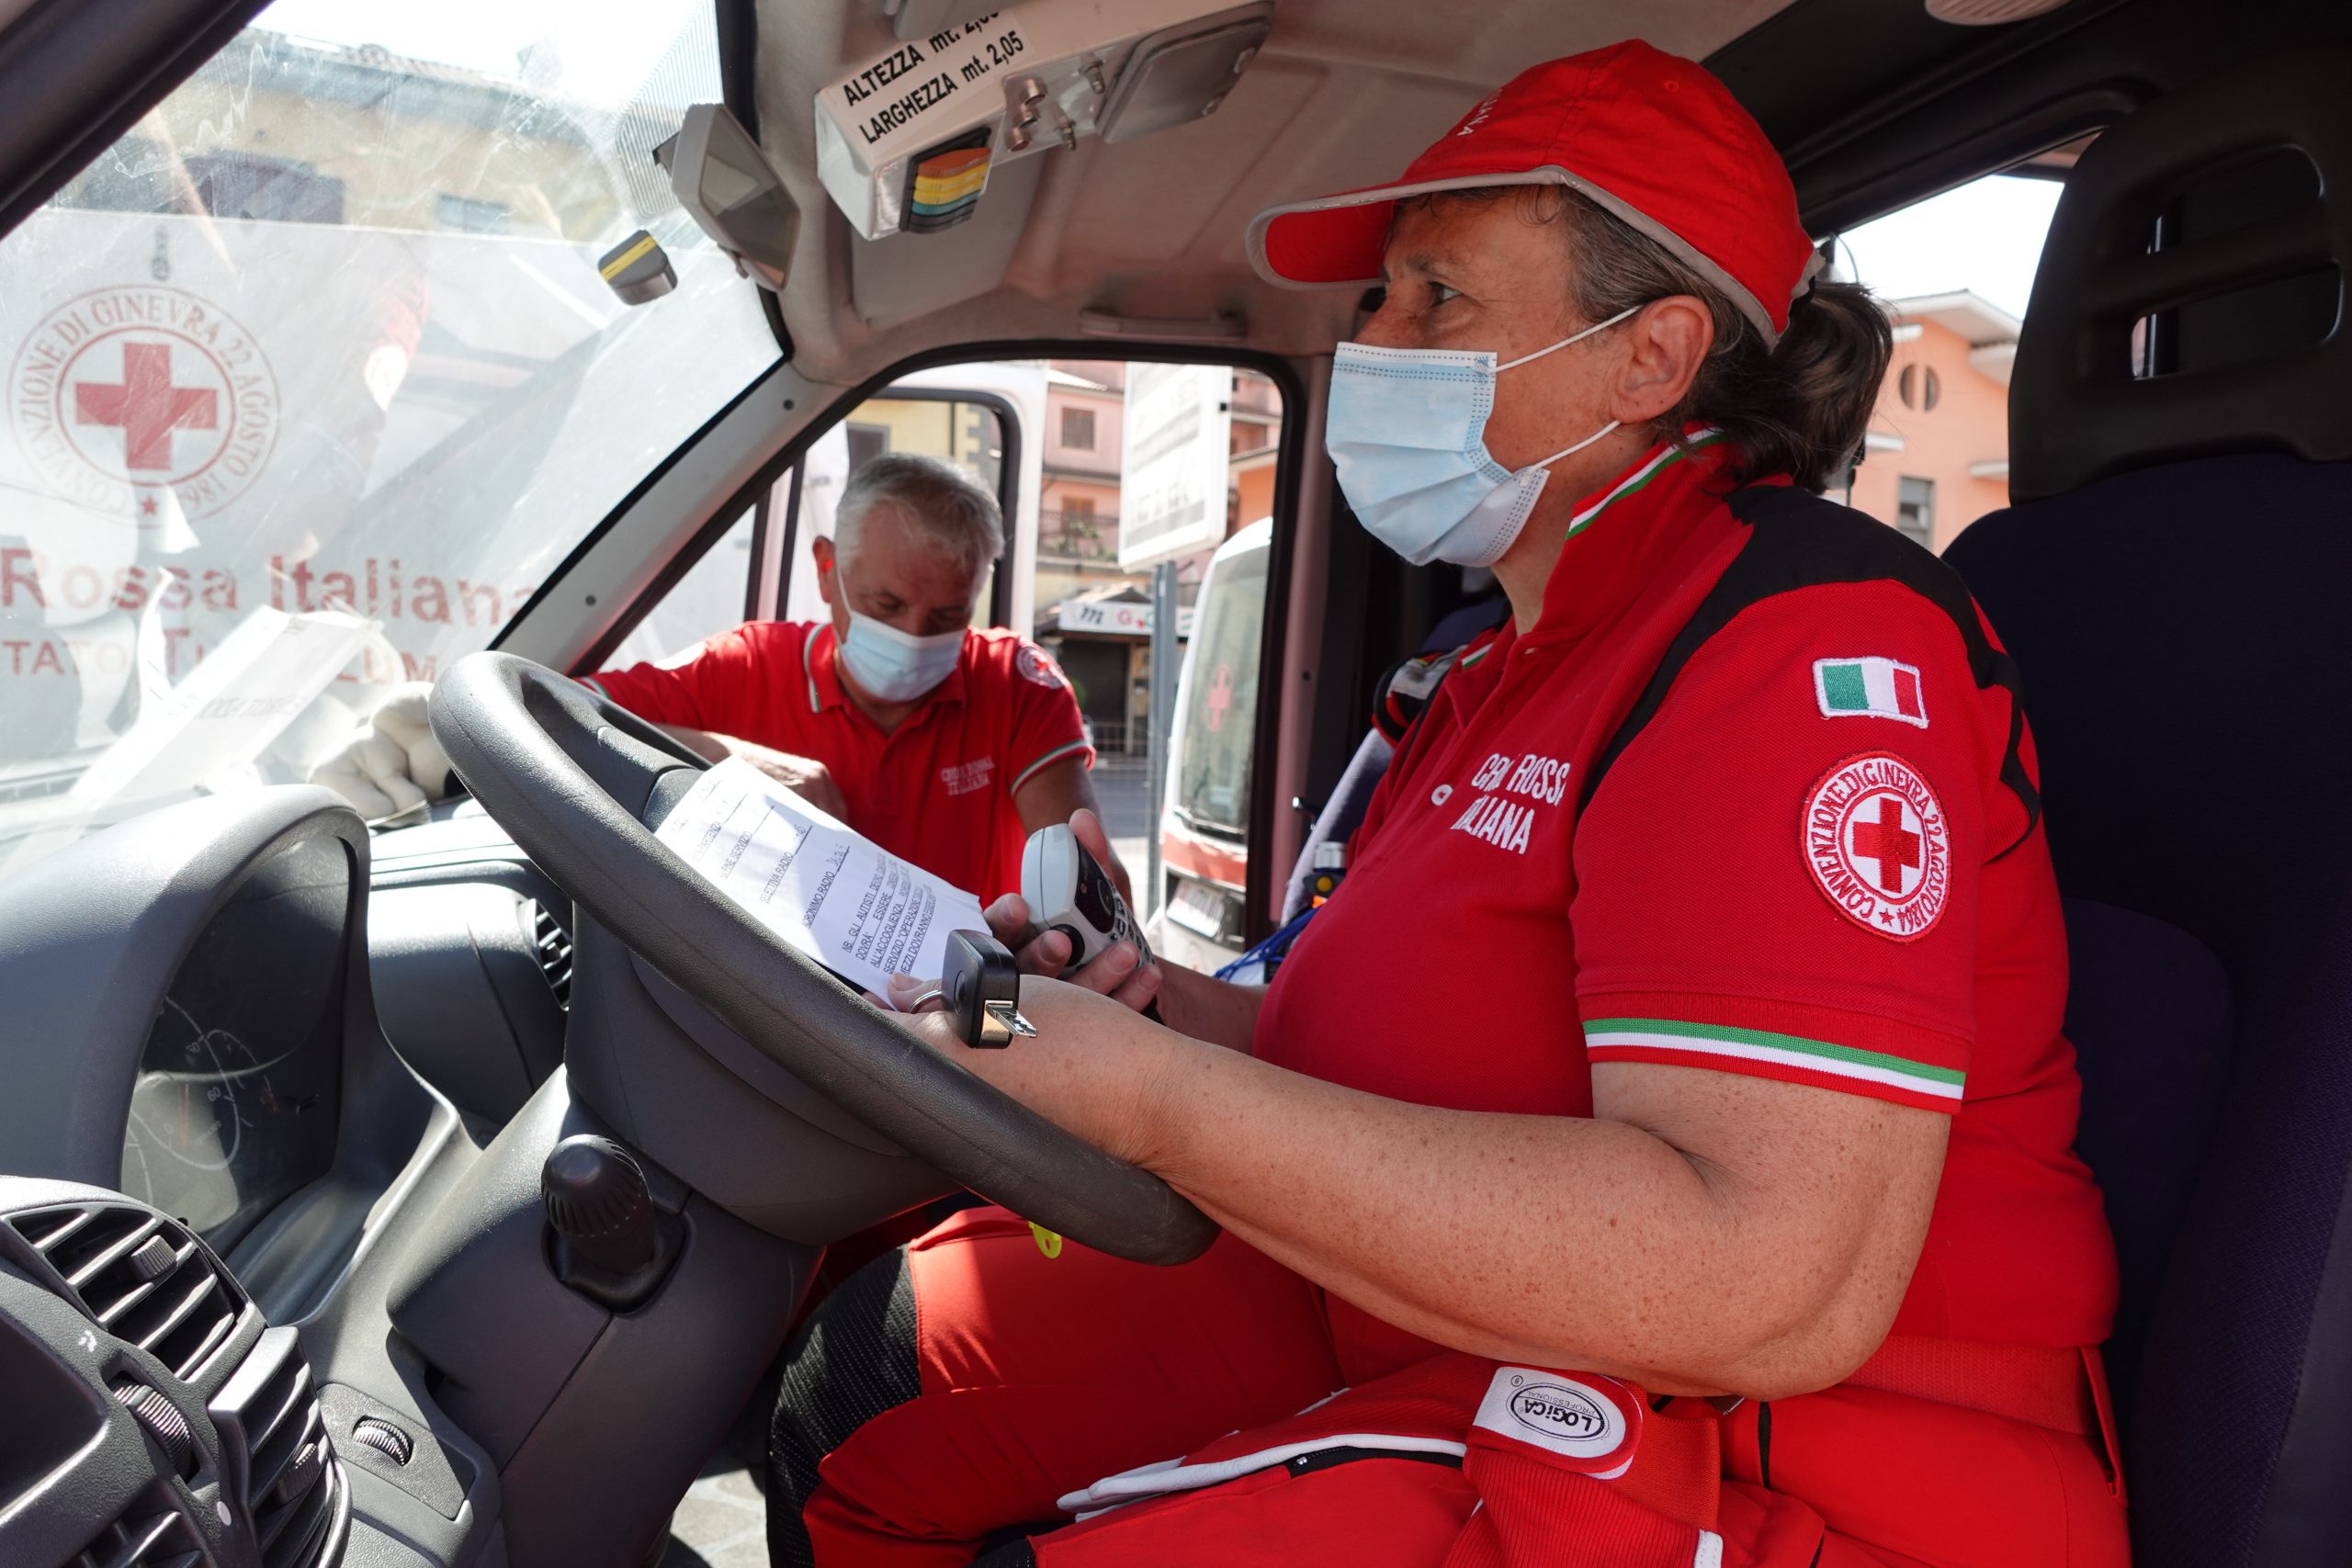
[815,0,1272,242]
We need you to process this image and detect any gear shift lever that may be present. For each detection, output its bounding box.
[541,1134,679,1308]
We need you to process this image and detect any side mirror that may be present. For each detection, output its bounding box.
[658,104,800,292]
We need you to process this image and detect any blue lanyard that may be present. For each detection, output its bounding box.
[1213,904,1321,982]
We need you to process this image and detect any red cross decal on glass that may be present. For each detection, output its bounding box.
[1849,795,1921,895]
[74,343,217,472]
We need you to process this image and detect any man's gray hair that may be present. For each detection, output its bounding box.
[836,452,1004,575]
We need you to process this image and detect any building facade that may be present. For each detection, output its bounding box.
[1846,292,2018,553]
[1033,359,1284,753]
[51,31,663,243]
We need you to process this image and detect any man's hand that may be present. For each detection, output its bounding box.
[738,744,850,819]
[984,809,1160,1013]
[657,725,851,818]
[310,682,452,822]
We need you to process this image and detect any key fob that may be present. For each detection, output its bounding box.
[942,931,1035,1049]
[1022,823,1150,977]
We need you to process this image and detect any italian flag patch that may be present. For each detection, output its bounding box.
[1814,657,1926,727]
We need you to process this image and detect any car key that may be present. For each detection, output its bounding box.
[942,930,1036,1049]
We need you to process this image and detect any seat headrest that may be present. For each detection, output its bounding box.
[2009,49,2352,502]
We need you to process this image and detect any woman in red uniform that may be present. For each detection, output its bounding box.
[770,40,2126,1568]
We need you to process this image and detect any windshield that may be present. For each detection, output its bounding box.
[0,0,779,874]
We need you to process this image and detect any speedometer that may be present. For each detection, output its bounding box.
[121,998,300,1235]
[118,837,348,1252]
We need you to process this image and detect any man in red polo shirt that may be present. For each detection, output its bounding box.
[582,453,1104,901]
[315,452,1107,903]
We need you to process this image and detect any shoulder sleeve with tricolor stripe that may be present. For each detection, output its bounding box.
[1000,637,1094,795]
[1569,489,2043,1114]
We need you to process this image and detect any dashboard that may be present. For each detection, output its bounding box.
[0,757,960,1568]
[120,835,350,1252]
[0,783,825,1568]
[0,789,469,1568]
[0,790,448,1329]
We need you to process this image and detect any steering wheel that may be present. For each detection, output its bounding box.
[429,652,1218,1265]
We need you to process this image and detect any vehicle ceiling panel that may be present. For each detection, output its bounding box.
[752,0,1798,378]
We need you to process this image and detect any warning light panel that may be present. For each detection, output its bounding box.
[904,130,994,232]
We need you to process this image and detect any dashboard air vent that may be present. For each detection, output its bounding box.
[527,899,572,1009]
[67,1489,209,1567]
[6,1205,244,1381]
[210,1327,341,1568]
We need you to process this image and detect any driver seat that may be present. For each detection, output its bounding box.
[1941,48,2352,1568]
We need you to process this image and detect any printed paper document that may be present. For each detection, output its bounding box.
[653,756,986,1000]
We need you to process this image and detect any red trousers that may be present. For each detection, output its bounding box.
[801,1207,2130,1567]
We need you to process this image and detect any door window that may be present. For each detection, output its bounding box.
[1895,478,1936,548]
[766,359,1287,943]
[1838,165,2063,551]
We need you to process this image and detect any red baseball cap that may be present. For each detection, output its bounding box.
[1246,41,1823,344]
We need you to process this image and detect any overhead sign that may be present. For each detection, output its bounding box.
[1057,597,1150,636]
[814,10,1029,241]
[1117,361,1231,570]
[1046,599,1198,637]
[812,0,1272,241]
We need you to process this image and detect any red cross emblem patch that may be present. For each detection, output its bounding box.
[1804,753,1951,941]
[1016,643,1066,689]
[10,285,279,520]
[1205,664,1233,732]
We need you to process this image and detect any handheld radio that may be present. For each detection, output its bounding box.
[1020,824,1150,978]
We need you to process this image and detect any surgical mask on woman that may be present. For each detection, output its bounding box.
[835,578,965,702]
[1324,304,1641,567]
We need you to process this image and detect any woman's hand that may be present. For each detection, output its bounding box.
[877,971,1183,1168]
[981,810,1163,1015]
[981,809,1277,1054]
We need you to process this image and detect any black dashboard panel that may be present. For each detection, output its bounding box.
[0,790,492,1566]
[120,835,351,1253]
[0,787,443,1326]
[0,782,831,1567]
[0,1179,348,1568]
[0,790,370,1199]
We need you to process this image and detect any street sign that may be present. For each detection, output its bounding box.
[1117,361,1231,570]
[1056,597,1151,636]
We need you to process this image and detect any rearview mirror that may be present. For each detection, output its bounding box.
[659,104,800,292]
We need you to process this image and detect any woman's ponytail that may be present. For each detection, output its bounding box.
[1712,280,1894,491]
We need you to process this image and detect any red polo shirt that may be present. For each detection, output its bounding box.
[585,622,1091,899]
[1256,434,2115,1356]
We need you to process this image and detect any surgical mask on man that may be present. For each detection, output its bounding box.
[834,570,966,702]
[1324,304,1641,568]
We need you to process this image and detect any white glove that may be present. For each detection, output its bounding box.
[308,682,453,821]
